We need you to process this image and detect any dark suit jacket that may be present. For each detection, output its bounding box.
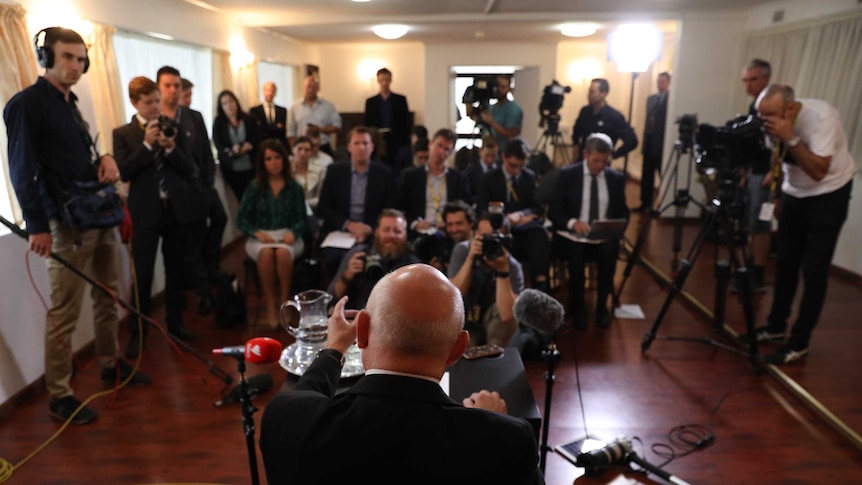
[364,92,411,162]
[548,162,629,231]
[113,118,202,227]
[249,103,288,147]
[476,167,541,217]
[315,160,396,235]
[642,92,668,158]
[176,107,216,189]
[466,161,499,205]
[212,114,262,171]
[260,357,543,485]
[397,166,470,226]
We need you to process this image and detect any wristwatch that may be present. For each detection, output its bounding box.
[316,348,345,367]
[495,271,510,279]
[786,136,801,148]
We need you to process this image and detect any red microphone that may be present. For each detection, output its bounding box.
[213,337,283,364]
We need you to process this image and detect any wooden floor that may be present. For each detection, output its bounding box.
[2,180,861,484]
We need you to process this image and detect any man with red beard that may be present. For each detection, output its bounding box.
[328,209,420,309]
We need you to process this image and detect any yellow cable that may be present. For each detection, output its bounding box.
[0,241,143,483]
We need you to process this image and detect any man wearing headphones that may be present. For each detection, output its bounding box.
[4,27,151,425]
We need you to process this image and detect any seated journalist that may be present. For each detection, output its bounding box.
[260,264,544,484]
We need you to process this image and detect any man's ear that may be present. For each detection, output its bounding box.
[445,330,470,366]
[355,310,370,349]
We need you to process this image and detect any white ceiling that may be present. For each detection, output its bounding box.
[191,0,779,43]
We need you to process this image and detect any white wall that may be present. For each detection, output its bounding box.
[316,42,426,124]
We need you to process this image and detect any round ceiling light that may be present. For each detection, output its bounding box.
[560,22,599,38]
[373,24,409,40]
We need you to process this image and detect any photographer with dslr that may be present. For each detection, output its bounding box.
[448,211,523,347]
[744,85,855,365]
[329,209,420,310]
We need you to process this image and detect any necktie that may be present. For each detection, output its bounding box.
[155,151,168,197]
[589,174,599,223]
[267,104,274,124]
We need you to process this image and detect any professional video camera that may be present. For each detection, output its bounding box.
[157,114,179,138]
[695,114,765,174]
[675,113,698,153]
[539,80,572,134]
[462,75,498,122]
[483,202,513,260]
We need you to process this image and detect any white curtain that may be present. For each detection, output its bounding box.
[257,61,297,110]
[0,3,39,229]
[741,13,862,169]
[112,31,214,132]
[88,24,125,156]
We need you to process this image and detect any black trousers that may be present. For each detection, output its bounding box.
[564,238,620,317]
[767,180,852,348]
[641,152,662,207]
[186,189,227,294]
[130,201,187,332]
[510,226,551,284]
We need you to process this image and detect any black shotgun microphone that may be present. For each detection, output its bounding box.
[513,288,565,334]
[214,373,274,407]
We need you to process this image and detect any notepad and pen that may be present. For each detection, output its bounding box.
[556,219,627,244]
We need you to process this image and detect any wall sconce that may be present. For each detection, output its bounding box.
[566,59,603,85]
[229,36,254,69]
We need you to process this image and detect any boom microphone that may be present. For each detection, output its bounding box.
[214,373,274,407]
[513,288,565,334]
[213,337,283,364]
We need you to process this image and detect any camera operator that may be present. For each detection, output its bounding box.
[739,59,774,290]
[747,84,855,365]
[328,209,420,310]
[448,213,524,347]
[4,27,148,424]
[479,75,523,150]
[571,78,638,163]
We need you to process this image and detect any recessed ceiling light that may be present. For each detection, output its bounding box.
[373,24,409,40]
[352,0,372,3]
[560,22,599,38]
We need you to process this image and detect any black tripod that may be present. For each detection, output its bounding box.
[639,174,762,371]
[230,357,263,485]
[535,114,570,166]
[614,140,694,307]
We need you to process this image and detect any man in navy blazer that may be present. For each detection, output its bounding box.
[549,133,629,328]
[466,135,502,204]
[364,67,411,168]
[249,81,288,149]
[316,126,396,279]
[476,138,551,291]
[260,264,543,484]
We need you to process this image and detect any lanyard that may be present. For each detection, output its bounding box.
[505,177,519,203]
[427,173,446,225]
[769,113,799,196]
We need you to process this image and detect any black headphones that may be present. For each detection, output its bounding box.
[34,27,90,73]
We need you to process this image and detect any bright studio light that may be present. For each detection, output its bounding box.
[560,22,599,38]
[607,23,662,73]
[373,24,409,40]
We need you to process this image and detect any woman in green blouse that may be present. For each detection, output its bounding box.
[237,139,307,327]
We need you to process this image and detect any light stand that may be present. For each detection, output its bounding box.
[539,342,561,473]
[623,72,640,176]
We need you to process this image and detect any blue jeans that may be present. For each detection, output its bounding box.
[766,181,852,348]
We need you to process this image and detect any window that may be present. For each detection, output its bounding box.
[113,31,213,130]
[257,61,296,108]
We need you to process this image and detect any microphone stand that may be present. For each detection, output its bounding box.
[234,357,261,485]
[0,214,233,387]
[539,341,561,473]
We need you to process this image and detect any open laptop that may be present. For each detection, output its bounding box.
[556,218,627,244]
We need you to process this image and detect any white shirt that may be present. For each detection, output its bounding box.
[781,99,856,198]
[568,163,609,229]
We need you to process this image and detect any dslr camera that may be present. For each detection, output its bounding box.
[482,202,512,260]
[362,253,386,282]
[157,115,179,138]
